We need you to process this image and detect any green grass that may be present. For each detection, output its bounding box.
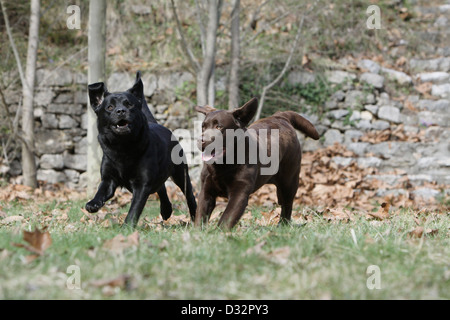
[0,198,448,300]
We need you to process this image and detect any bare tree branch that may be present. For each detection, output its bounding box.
[228,0,240,110]
[248,0,269,31]
[1,0,39,186]
[242,7,298,46]
[254,2,317,121]
[194,0,207,57]
[171,0,200,72]
[0,0,27,92]
[0,86,30,155]
[197,0,222,106]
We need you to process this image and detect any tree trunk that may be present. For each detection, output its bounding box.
[171,0,221,107]
[228,0,240,110]
[21,0,40,189]
[87,0,107,196]
[196,0,222,107]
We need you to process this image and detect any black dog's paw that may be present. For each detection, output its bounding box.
[160,203,173,221]
[85,200,103,213]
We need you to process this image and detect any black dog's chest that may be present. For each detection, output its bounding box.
[106,159,138,189]
[116,163,137,185]
[105,152,171,193]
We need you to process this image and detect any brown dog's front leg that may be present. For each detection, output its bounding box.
[194,188,216,228]
[217,191,251,230]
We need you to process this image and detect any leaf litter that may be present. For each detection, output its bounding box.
[0,137,447,233]
[102,231,140,254]
[12,227,52,262]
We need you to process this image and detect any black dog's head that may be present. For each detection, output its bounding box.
[88,72,147,137]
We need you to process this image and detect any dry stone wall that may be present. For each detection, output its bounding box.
[16,56,449,203]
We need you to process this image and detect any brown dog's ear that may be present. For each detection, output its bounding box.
[88,82,109,113]
[232,97,258,126]
[195,105,217,115]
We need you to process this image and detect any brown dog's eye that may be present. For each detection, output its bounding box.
[216,125,223,130]
[106,105,114,111]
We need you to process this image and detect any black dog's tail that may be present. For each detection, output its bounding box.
[274,111,320,140]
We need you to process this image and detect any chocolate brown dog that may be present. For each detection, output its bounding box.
[195,97,319,230]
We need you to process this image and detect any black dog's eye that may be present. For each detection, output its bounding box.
[106,105,114,111]
[123,100,131,108]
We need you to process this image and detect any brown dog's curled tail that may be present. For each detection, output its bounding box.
[274,111,320,140]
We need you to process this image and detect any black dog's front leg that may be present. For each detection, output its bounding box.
[86,179,117,213]
[123,186,152,228]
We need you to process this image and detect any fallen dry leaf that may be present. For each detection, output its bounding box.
[414,82,433,97]
[90,274,133,296]
[13,227,52,256]
[322,208,351,222]
[245,242,291,265]
[265,246,291,265]
[408,226,439,238]
[245,241,267,256]
[404,99,417,112]
[259,208,281,225]
[368,203,390,220]
[0,249,10,260]
[102,231,139,254]
[1,215,24,225]
[163,214,190,226]
[395,56,407,67]
[90,274,131,288]
[409,226,424,238]
[158,239,170,251]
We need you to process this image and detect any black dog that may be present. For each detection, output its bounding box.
[86,71,197,228]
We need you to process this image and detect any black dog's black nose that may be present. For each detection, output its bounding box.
[116,107,126,116]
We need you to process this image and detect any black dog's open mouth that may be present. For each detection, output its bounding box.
[112,119,131,134]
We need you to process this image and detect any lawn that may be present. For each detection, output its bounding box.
[0,190,448,300]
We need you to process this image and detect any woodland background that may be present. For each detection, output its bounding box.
[0,0,448,300]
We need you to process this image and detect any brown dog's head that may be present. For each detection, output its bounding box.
[195,98,258,162]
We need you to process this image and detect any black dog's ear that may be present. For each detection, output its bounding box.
[127,71,144,99]
[195,105,217,115]
[135,70,142,83]
[232,97,258,126]
[88,82,109,113]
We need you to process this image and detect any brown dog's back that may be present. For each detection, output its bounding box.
[249,110,319,160]
[246,111,319,192]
